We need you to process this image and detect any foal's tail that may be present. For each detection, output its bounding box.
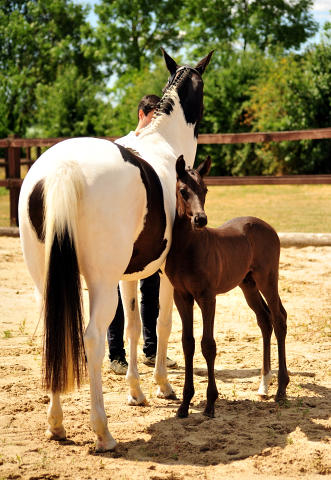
[42,160,87,393]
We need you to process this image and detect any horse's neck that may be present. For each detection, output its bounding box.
[137,94,198,171]
[173,212,195,246]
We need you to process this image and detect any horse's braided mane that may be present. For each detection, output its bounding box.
[140,69,191,137]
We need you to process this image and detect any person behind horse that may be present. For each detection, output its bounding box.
[107,94,178,374]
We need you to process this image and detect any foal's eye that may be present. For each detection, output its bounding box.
[179,188,186,197]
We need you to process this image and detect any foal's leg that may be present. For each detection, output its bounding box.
[240,277,273,398]
[84,283,118,452]
[254,272,289,402]
[153,273,176,400]
[120,280,148,406]
[196,293,218,417]
[174,291,195,418]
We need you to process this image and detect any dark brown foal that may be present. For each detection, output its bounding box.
[165,155,289,419]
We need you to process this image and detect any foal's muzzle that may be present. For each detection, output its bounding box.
[192,213,208,230]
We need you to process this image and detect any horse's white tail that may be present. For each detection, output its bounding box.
[42,160,87,393]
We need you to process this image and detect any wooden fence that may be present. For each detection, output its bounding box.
[1,127,331,226]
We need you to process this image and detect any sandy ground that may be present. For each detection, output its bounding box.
[1,237,331,480]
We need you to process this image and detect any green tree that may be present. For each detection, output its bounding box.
[194,50,269,175]
[95,0,184,75]
[180,0,318,54]
[0,0,102,136]
[244,35,331,174]
[33,65,113,138]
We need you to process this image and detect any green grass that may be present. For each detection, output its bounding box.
[205,184,331,233]
[1,184,331,232]
[0,187,10,227]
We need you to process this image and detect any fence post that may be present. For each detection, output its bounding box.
[7,134,21,227]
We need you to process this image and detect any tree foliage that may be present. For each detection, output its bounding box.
[1,0,330,176]
[95,0,184,75]
[32,66,112,138]
[247,39,331,174]
[180,0,318,54]
[0,0,103,136]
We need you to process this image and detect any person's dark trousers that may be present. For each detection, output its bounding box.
[107,286,126,361]
[106,272,160,360]
[140,271,160,357]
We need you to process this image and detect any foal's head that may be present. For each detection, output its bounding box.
[175,155,212,231]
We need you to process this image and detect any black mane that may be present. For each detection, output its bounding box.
[154,68,204,138]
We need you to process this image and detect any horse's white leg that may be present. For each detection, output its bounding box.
[19,230,67,439]
[120,280,148,406]
[84,284,118,452]
[153,273,177,399]
[46,392,66,440]
[34,281,66,441]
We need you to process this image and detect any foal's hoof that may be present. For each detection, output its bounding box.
[203,409,215,418]
[275,391,287,404]
[45,426,66,441]
[176,408,188,419]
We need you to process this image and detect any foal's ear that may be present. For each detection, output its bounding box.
[195,51,214,75]
[196,155,212,178]
[161,47,178,76]
[176,155,186,178]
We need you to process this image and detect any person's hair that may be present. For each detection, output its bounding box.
[137,95,161,119]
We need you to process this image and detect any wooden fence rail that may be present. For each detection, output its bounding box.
[1,127,331,226]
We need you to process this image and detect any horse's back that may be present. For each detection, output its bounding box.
[19,138,153,285]
[215,216,280,274]
[216,216,279,248]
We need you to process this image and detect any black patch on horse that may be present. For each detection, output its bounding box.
[116,144,168,274]
[28,179,45,242]
[177,71,204,138]
[156,69,204,138]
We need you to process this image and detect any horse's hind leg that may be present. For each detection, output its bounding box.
[84,283,118,452]
[253,272,289,402]
[196,293,218,418]
[21,232,67,439]
[120,280,148,406]
[174,290,195,418]
[46,392,66,440]
[239,275,273,398]
[35,279,67,441]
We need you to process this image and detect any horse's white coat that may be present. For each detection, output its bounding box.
[19,69,203,452]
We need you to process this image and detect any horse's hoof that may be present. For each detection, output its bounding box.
[275,392,287,404]
[127,395,150,406]
[95,440,118,453]
[157,389,177,400]
[203,410,215,418]
[176,409,188,418]
[258,394,267,401]
[165,391,178,400]
[45,426,66,441]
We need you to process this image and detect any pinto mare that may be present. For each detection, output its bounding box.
[165,155,289,419]
[18,49,213,452]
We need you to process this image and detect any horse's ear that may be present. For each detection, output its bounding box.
[176,155,186,178]
[196,155,212,178]
[161,47,178,76]
[195,51,214,75]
